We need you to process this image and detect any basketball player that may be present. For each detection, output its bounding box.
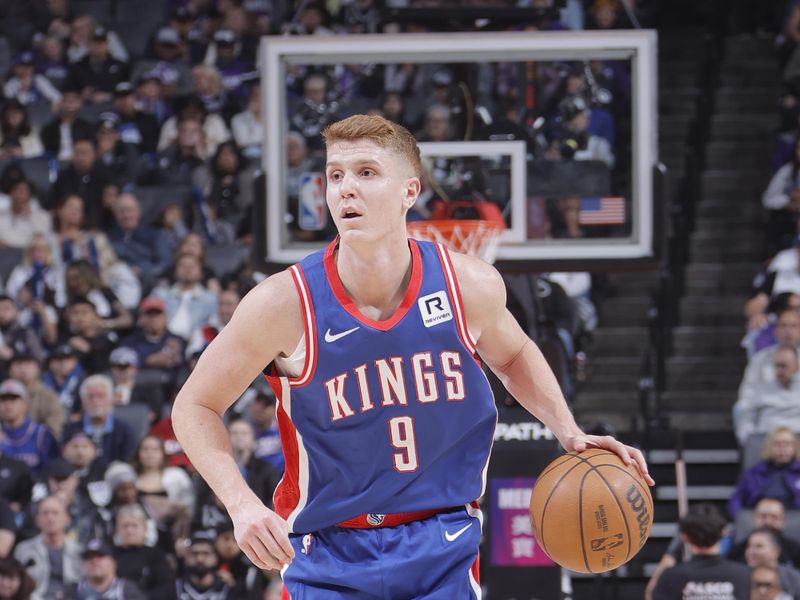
[172,115,654,598]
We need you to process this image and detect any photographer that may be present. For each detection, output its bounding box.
[549,96,614,167]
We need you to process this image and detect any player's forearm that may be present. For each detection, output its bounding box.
[494,339,583,447]
[172,401,261,511]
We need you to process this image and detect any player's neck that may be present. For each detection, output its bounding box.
[335,233,412,318]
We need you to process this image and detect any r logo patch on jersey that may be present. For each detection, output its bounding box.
[418,291,453,328]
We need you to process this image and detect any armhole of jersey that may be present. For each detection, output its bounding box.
[435,244,478,356]
[287,265,317,387]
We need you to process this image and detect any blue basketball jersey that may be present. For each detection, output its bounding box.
[267,239,497,534]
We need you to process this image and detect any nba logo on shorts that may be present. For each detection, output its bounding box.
[301,534,314,555]
[367,514,385,526]
[418,291,453,328]
[299,172,327,231]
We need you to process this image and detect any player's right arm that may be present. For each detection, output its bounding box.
[172,269,303,570]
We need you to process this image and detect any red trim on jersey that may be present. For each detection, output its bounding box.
[268,376,301,522]
[435,244,479,360]
[337,507,443,528]
[323,238,423,331]
[471,553,481,584]
[281,584,290,600]
[287,265,317,387]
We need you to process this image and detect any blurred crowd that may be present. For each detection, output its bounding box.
[0,0,647,598]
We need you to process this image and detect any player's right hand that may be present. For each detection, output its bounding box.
[230,499,295,570]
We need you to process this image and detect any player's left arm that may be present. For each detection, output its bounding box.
[451,252,654,485]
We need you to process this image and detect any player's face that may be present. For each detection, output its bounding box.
[325,139,419,244]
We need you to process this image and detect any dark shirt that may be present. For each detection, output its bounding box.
[69,56,130,94]
[0,453,34,506]
[62,415,136,463]
[114,545,176,599]
[120,329,185,370]
[652,554,751,600]
[115,111,160,154]
[176,575,231,600]
[51,164,112,227]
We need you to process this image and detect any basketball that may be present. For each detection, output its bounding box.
[529,448,653,573]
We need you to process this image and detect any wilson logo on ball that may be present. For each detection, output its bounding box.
[624,484,650,548]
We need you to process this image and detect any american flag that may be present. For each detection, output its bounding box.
[578,197,626,226]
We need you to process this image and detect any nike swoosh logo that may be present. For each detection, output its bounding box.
[444,523,473,542]
[324,326,360,343]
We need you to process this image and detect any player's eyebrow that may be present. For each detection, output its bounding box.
[326,159,383,171]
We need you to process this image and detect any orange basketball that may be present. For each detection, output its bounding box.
[529,448,653,573]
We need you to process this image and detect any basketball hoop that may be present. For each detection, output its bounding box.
[407,219,505,264]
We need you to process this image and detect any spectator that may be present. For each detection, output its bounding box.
[734,345,800,444]
[205,29,251,104]
[42,344,84,418]
[131,434,195,513]
[650,503,751,600]
[0,294,45,372]
[131,28,192,99]
[763,137,800,252]
[94,114,140,187]
[3,51,62,108]
[107,192,172,286]
[6,233,66,310]
[175,532,232,600]
[191,63,239,124]
[0,498,15,559]
[0,557,36,600]
[108,346,164,422]
[227,419,279,508]
[552,95,615,167]
[0,379,59,476]
[40,85,94,161]
[744,528,800,597]
[417,103,455,143]
[68,27,130,105]
[135,72,170,125]
[112,504,176,599]
[748,240,800,329]
[751,564,793,600]
[13,495,82,599]
[75,538,146,600]
[152,116,207,186]
[148,414,192,472]
[741,309,800,389]
[63,260,135,332]
[0,177,52,250]
[66,16,129,66]
[186,288,239,358]
[197,140,253,224]
[744,294,800,359]
[248,391,284,475]
[291,72,338,154]
[729,427,800,518]
[58,297,118,374]
[61,429,106,496]
[9,352,64,440]
[728,497,800,567]
[231,83,262,159]
[112,82,160,155]
[0,100,44,159]
[51,139,112,225]
[120,296,185,380]
[159,233,221,293]
[62,374,137,463]
[37,34,70,91]
[157,95,230,158]
[151,253,217,341]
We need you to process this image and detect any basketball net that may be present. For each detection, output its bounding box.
[407,219,505,264]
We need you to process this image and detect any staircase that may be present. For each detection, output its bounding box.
[570,14,783,600]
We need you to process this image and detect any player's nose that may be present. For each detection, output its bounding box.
[338,170,358,197]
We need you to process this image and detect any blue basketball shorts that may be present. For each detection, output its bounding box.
[282,507,482,599]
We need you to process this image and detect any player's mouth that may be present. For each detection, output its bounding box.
[341,209,362,220]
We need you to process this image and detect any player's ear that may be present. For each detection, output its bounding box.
[402,177,421,211]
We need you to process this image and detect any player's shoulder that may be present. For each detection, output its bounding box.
[448,250,505,305]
